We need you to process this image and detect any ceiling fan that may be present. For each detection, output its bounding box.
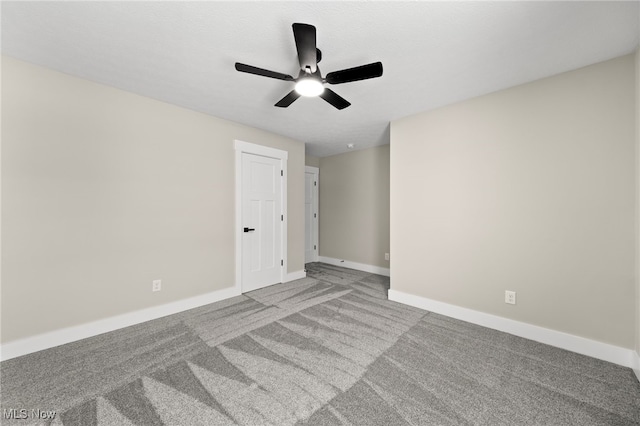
[235,23,383,110]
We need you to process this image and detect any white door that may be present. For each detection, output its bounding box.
[241,152,282,291]
[305,166,319,263]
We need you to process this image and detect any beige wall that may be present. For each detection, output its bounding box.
[319,145,390,268]
[391,54,636,348]
[1,57,305,343]
[305,155,320,168]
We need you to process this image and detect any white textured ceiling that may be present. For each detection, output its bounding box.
[2,1,639,157]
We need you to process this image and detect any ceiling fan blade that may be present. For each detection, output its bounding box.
[319,88,351,110]
[325,62,383,85]
[292,23,317,73]
[235,63,294,81]
[275,90,301,108]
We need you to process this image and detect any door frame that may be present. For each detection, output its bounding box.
[234,140,288,293]
[305,166,319,263]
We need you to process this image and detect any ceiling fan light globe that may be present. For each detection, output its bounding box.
[294,78,324,97]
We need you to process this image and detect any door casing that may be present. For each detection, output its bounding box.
[234,140,288,293]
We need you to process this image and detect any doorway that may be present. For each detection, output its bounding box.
[305,166,319,263]
[234,141,288,292]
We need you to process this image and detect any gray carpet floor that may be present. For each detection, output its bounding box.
[1,262,639,425]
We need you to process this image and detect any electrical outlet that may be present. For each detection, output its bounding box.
[384,253,390,261]
[505,290,516,305]
[152,279,162,292]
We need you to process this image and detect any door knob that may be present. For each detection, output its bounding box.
[243,227,255,232]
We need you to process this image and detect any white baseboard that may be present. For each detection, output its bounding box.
[284,270,306,282]
[0,285,241,362]
[388,289,636,369]
[633,351,640,382]
[318,256,390,277]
